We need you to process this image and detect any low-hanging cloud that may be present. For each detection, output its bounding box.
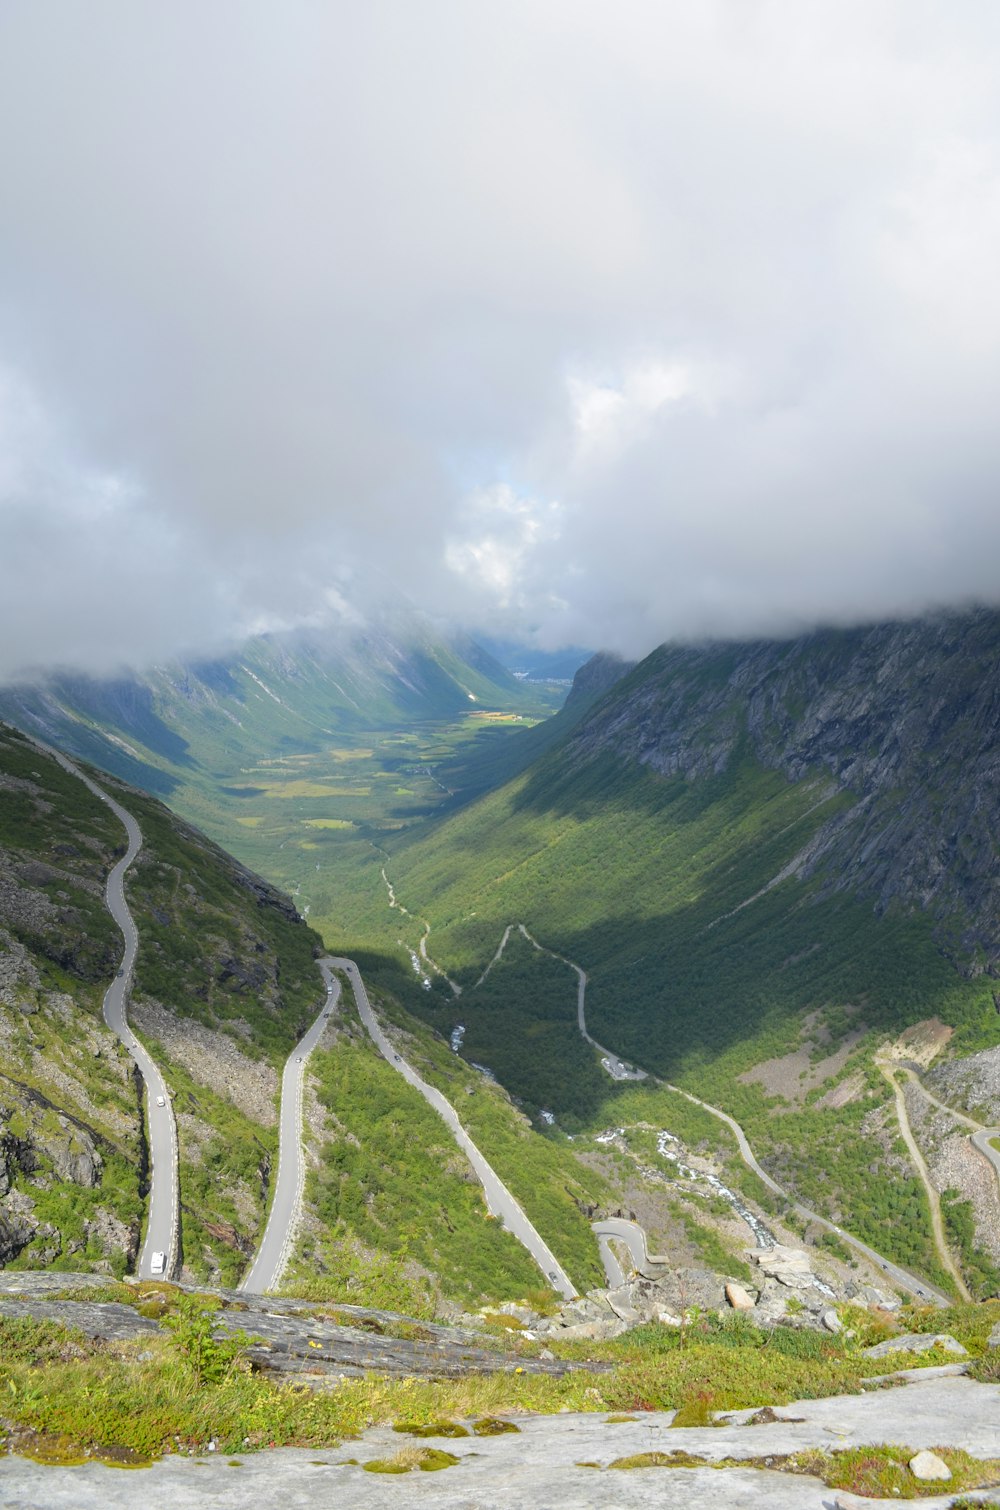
[3,0,1000,677]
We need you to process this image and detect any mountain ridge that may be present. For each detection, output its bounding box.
[564,609,1000,972]
[0,613,543,801]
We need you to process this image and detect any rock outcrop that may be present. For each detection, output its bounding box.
[478,1244,897,1343]
[570,610,1000,971]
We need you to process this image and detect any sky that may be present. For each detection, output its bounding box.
[3,1,1000,679]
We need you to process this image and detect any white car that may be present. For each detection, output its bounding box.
[150,1251,166,1275]
[155,1094,166,1107]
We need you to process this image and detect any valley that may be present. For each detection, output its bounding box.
[3,610,1000,1491]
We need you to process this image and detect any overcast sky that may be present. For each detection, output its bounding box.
[3,1,1000,678]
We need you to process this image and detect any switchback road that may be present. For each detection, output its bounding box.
[506,916,954,1306]
[45,750,178,1281]
[876,1061,972,1302]
[240,966,339,1293]
[592,1218,669,1288]
[324,954,579,1301]
[372,869,954,1305]
[971,1128,1000,1194]
[898,1066,1000,1202]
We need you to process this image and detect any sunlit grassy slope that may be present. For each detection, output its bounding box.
[0,723,324,1281]
[311,737,997,1291]
[382,748,996,1083]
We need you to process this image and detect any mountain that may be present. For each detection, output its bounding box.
[475,637,594,683]
[353,609,1000,1295]
[387,609,1000,1042]
[0,613,549,803]
[432,650,636,801]
[0,722,607,1304]
[7,609,1000,1306]
[0,720,322,1281]
[568,611,1000,972]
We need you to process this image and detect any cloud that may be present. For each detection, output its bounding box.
[3,1,1000,673]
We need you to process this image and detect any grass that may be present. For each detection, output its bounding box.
[3,1293,999,1465]
[286,1003,553,1309]
[0,723,328,1285]
[121,787,323,1064]
[357,980,610,1291]
[605,1443,1000,1497]
[135,1040,278,1286]
[792,1444,1000,1498]
[0,1309,872,1460]
[318,742,999,1289]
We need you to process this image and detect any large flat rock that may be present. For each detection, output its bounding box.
[3,1371,1000,1508]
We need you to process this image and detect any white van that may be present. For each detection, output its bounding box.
[150,1251,166,1275]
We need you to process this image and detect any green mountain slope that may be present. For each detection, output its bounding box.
[0,615,555,803]
[0,721,604,1305]
[336,613,1000,1294]
[0,721,323,1278]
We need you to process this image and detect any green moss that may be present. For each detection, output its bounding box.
[794,1444,1000,1498]
[363,1447,460,1473]
[417,1448,461,1471]
[393,1420,470,1438]
[610,1450,709,1469]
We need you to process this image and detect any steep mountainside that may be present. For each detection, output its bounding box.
[0,723,608,1307]
[433,651,636,800]
[348,611,1000,1295]
[571,611,1000,971]
[0,614,552,803]
[0,722,323,1280]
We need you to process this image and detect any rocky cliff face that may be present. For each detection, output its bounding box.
[569,609,1000,972]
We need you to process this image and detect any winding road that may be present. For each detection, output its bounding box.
[44,750,179,1281]
[971,1128,1000,1194]
[325,954,579,1301]
[465,912,951,1300]
[240,966,339,1293]
[896,1066,1000,1202]
[379,860,462,996]
[876,1061,972,1302]
[374,854,997,1304]
[669,1085,951,1305]
[445,907,955,1305]
[592,1218,669,1288]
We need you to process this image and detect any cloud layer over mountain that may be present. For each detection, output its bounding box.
[3,1,1000,675]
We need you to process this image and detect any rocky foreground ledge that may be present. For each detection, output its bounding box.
[3,1369,1000,1508]
[0,1272,595,1382]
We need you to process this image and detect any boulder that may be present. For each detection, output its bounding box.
[604,1285,644,1325]
[746,1245,815,1288]
[725,1282,755,1311]
[987,1320,1000,1350]
[496,1303,536,1324]
[821,1308,842,1333]
[748,1244,811,1271]
[856,1284,902,1310]
[908,1450,951,1482]
[863,1332,968,1360]
[45,1132,102,1188]
[752,1279,790,1323]
[553,1319,624,1342]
